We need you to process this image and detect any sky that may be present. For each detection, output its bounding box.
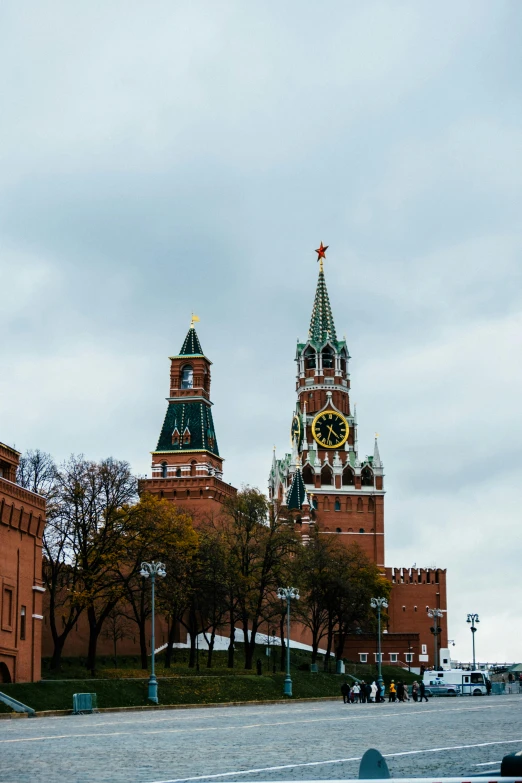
[1,1,521,662]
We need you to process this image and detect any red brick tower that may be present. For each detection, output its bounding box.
[269,245,448,668]
[140,319,236,514]
[269,245,384,566]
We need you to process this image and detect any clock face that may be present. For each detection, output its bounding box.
[290,414,301,447]
[311,409,349,449]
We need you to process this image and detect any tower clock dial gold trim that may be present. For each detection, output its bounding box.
[290,414,301,446]
[311,409,349,449]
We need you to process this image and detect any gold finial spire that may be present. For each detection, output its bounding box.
[190,313,200,329]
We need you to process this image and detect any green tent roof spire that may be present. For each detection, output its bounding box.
[286,465,308,511]
[179,325,204,356]
[308,260,337,346]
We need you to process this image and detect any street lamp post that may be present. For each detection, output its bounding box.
[428,608,444,669]
[277,587,299,697]
[370,597,388,695]
[140,561,166,704]
[467,613,480,670]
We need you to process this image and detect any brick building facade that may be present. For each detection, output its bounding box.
[0,442,46,682]
[268,246,448,668]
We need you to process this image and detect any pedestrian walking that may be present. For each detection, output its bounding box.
[353,683,361,703]
[365,682,372,703]
[360,680,367,703]
[370,681,378,702]
[412,681,419,702]
[419,680,428,702]
[341,681,349,704]
[388,680,396,702]
[486,678,492,696]
[397,681,405,702]
[380,681,385,703]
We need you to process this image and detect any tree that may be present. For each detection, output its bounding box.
[125,495,198,669]
[17,449,58,497]
[332,544,391,663]
[218,488,299,670]
[53,455,140,673]
[103,604,133,667]
[17,450,82,671]
[294,532,336,664]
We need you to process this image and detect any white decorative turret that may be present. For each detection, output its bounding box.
[373,435,382,468]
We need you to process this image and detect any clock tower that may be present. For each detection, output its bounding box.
[269,245,385,566]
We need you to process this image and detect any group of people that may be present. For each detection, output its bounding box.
[341,678,429,703]
[341,680,383,703]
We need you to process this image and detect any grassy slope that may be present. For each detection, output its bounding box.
[1,648,418,713]
[1,669,418,713]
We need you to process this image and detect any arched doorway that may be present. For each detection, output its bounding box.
[0,662,12,683]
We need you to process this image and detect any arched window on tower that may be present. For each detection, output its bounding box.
[322,345,334,369]
[181,364,193,389]
[302,464,314,485]
[161,462,168,478]
[334,498,341,511]
[340,349,347,375]
[342,466,355,485]
[357,497,363,512]
[304,347,316,369]
[368,496,375,511]
[361,466,374,487]
[321,465,333,486]
[190,460,197,477]
[176,468,181,478]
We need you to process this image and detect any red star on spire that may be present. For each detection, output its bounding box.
[315,242,328,261]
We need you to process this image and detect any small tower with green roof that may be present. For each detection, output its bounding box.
[140,317,237,513]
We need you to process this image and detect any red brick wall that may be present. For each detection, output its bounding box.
[386,567,448,668]
[0,444,46,683]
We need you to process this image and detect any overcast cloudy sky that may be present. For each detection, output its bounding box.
[1,1,521,662]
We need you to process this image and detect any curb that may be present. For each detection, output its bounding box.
[2,696,340,719]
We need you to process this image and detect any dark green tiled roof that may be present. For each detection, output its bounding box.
[155,400,219,456]
[309,267,337,346]
[286,466,307,511]
[179,327,203,356]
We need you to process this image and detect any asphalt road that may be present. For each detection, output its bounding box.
[1,695,521,783]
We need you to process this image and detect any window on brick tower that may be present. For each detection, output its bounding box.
[357,497,363,512]
[190,461,197,477]
[181,364,193,389]
[161,462,168,478]
[20,606,26,641]
[302,464,314,485]
[322,346,334,368]
[334,498,341,511]
[368,496,375,511]
[346,497,352,512]
[340,351,347,374]
[361,466,374,486]
[304,347,316,369]
[321,465,333,485]
[176,468,181,477]
[342,466,355,485]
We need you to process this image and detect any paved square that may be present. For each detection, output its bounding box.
[1,695,521,783]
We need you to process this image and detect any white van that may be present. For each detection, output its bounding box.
[423,668,488,696]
